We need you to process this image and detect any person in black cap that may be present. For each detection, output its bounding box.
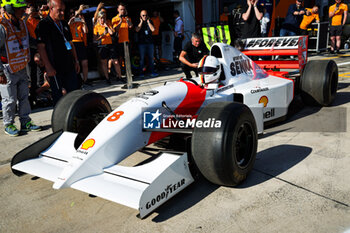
[280,0,306,36]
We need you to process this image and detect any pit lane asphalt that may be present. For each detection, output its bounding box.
[1,54,350,233]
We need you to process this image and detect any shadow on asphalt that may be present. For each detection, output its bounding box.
[98,90,126,99]
[265,80,349,130]
[332,91,350,106]
[265,92,348,133]
[239,144,312,188]
[30,106,53,114]
[150,144,311,222]
[258,128,292,139]
[151,177,218,223]
[18,124,52,136]
[338,82,350,91]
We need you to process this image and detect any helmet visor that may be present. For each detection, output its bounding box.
[198,66,219,75]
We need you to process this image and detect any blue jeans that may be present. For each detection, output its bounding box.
[279,28,297,37]
[138,43,155,74]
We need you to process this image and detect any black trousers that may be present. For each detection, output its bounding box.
[28,48,38,103]
[49,71,79,106]
[182,65,198,79]
[173,35,183,59]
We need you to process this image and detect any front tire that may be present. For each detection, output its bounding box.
[51,90,112,147]
[191,102,258,186]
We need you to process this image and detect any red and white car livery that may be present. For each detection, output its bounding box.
[11,37,338,218]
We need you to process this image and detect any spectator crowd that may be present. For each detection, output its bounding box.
[224,0,347,55]
[0,0,172,136]
[0,0,349,137]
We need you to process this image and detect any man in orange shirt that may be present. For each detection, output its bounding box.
[25,5,40,40]
[219,6,230,23]
[112,3,133,66]
[151,10,164,61]
[299,6,319,35]
[94,11,122,84]
[329,0,348,54]
[69,5,89,85]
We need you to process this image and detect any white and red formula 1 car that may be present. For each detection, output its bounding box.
[12,36,338,218]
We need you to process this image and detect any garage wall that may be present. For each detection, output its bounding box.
[173,0,196,49]
[201,0,219,24]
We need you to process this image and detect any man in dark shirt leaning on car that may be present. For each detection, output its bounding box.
[179,33,209,79]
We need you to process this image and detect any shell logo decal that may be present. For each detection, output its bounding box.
[81,139,95,150]
[259,96,269,107]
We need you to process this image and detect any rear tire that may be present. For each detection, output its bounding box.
[300,60,338,106]
[51,90,112,147]
[191,102,258,186]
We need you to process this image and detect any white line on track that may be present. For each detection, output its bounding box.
[337,61,350,67]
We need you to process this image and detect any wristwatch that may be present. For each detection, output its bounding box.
[0,70,4,76]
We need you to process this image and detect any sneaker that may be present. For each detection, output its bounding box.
[150,72,159,77]
[329,50,335,54]
[4,124,19,136]
[106,79,112,85]
[21,121,41,132]
[336,50,344,54]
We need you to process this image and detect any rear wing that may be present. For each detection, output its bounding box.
[242,36,308,73]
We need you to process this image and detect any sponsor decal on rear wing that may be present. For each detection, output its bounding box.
[242,36,308,72]
[243,36,301,50]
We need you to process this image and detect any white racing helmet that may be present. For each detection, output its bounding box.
[198,55,221,84]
